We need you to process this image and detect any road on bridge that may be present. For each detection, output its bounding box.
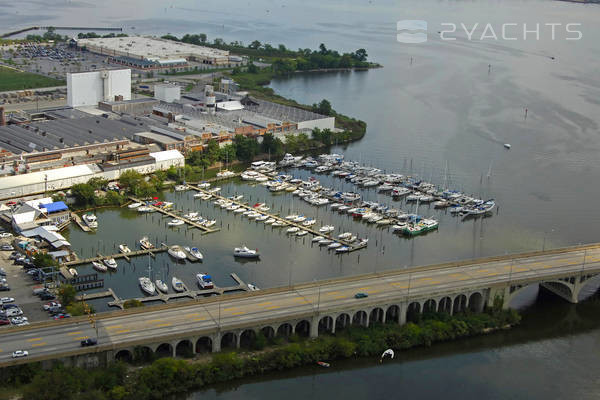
[0,246,598,364]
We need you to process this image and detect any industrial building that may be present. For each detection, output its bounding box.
[76,36,232,68]
[67,69,131,107]
[0,149,184,200]
[154,84,181,103]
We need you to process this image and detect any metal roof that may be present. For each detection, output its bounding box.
[0,164,99,191]
[39,201,68,213]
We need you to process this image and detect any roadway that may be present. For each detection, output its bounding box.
[1,245,599,362]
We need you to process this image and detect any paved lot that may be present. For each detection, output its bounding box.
[0,247,50,326]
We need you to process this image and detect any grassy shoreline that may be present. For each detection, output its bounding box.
[0,308,520,400]
[0,66,65,92]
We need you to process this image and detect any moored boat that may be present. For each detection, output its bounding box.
[103,258,117,270]
[92,261,107,272]
[119,244,131,254]
[234,246,260,258]
[172,277,185,292]
[139,277,156,295]
[155,279,168,293]
[196,273,214,289]
[139,236,154,249]
[168,245,187,260]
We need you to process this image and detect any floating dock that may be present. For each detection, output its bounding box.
[63,246,168,267]
[187,184,365,250]
[71,212,91,232]
[82,273,250,309]
[129,196,220,234]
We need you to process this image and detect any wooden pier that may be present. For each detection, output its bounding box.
[187,184,364,250]
[63,246,168,267]
[71,212,91,232]
[99,273,250,309]
[129,196,219,234]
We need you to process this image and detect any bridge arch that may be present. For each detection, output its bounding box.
[319,316,334,334]
[221,332,237,349]
[336,313,351,330]
[352,310,368,327]
[369,307,385,326]
[260,326,275,339]
[240,329,257,348]
[133,346,154,363]
[276,323,293,337]
[155,343,173,358]
[438,296,452,313]
[468,292,484,312]
[386,305,400,323]
[176,340,193,357]
[406,302,421,322]
[295,320,310,337]
[196,337,212,353]
[453,294,467,314]
[115,349,133,363]
[423,299,437,313]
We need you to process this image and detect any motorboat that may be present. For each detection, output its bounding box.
[139,277,156,295]
[119,244,131,254]
[161,202,174,210]
[197,182,211,189]
[504,143,511,149]
[296,230,308,236]
[82,213,98,229]
[319,239,334,245]
[217,169,236,178]
[302,219,317,226]
[183,212,199,219]
[137,206,154,213]
[196,273,214,289]
[92,261,107,272]
[286,226,300,234]
[329,203,343,210]
[265,218,276,224]
[285,214,299,220]
[202,220,216,228]
[208,187,221,193]
[234,246,260,258]
[392,223,407,232]
[174,185,187,192]
[155,279,168,293]
[172,277,185,292]
[234,207,245,214]
[319,225,335,234]
[68,268,78,277]
[168,219,185,226]
[293,215,306,223]
[194,193,205,198]
[312,236,325,242]
[338,232,353,240]
[271,221,287,227]
[327,242,342,249]
[392,187,411,197]
[168,245,187,260]
[128,202,142,209]
[376,219,392,226]
[139,236,154,250]
[256,215,269,222]
[335,246,351,253]
[103,258,117,270]
[188,247,204,261]
[248,283,260,291]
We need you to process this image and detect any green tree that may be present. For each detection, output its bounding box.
[247,62,259,73]
[353,48,368,62]
[70,183,96,206]
[66,301,94,317]
[58,284,77,307]
[199,33,207,43]
[233,135,258,163]
[32,252,58,269]
[161,34,179,41]
[118,170,143,194]
[249,40,261,49]
[313,99,333,116]
[87,177,107,190]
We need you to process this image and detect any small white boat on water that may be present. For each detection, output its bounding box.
[187,247,204,261]
[128,202,142,209]
[234,246,260,258]
[119,244,131,254]
[335,246,351,253]
[155,279,168,293]
[82,213,98,229]
[197,273,214,289]
[139,277,156,295]
[137,206,154,213]
[69,268,78,277]
[312,236,325,242]
[174,185,187,191]
[504,143,511,149]
[319,239,334,245]
[287,226,300,234]
[202,220,216,228]
[265,218,276,224]
[139,236,154,249]
[338,232,353,240]
[197,182,211,189]
[328,242,342,249]
[168,245,187,260]
[296,230,308,236]
[168,219,185,226]
[92,261,107,272]
[183,212,199,219]
[103,258,117,270]
[248,283,260,291]
[272,221,287,227]
[319,225,335,234]
[172,277,185,292]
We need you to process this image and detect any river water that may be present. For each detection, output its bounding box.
[5,0,600,397]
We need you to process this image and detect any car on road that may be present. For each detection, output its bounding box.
[12,350,28,358]
[1,244,13,251]
[1,297,15,304]
[53,313,71,320]
[81,338,97,347]
[354,292,369,299]
[0,233,13,238]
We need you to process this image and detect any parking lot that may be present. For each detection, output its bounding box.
[0,245,59,327]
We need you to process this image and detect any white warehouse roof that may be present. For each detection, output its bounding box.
[149,149,184,162]
[0,164,100,191]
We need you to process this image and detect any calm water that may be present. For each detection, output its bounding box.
[5,0,600,397]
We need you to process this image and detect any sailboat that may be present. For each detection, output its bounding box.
[139,256,156,296]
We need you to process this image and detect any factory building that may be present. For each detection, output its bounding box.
[0,150,184,200]
[76,36,233,68]
[154,84,181,103]
[67,69,131,107]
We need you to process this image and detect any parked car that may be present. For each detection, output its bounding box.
[0,285,10,292]
[81,338,97,347]
[43,301,61,311]
[0,268,6,275]
[40,293,56,300]
[11,350,28,358]
[8,252,18,260]
[354,292,369,299]
[10,316,27,325]
[5,308,22,317]
[1,244,13,251]
[0,318,10,326]
[1,297,15,304]
[2,303,18,310]
[0,233,13,238]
